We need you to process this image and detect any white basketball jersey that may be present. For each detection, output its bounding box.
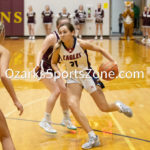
[59,38,89,73]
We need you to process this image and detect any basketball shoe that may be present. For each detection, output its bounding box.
[39,119,57,134]
[61,118,77,130]
[115,101,133,117]
[82,135,100,149]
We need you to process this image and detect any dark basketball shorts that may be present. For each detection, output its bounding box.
[36,60,54,78]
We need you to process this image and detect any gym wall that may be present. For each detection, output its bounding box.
[24,0,110,36]
[0,0,110,36]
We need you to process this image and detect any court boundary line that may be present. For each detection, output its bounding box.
[6,117,150,144]
[109,113,135,150]
[4,95,150,146]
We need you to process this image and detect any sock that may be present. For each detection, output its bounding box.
[63,110,70,120]
[44,112,51,122]
[88,131,96,138]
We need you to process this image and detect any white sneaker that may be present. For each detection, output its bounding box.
[100,36,103,40]
[28,36,32,40]
[61,119,77,130]
[82,135,100,149]
[94,36,98,40]
[39,120,57,134]
[115,101,133,117]
[32,36,35,40]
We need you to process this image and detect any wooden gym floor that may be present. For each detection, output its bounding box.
[0,38,150,150]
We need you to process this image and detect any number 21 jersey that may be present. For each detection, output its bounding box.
[59,37,90,73]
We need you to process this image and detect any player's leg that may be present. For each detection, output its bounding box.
[141,27,146,43]
[82,71,132,118]
[42,77,60,114]
[47,24,52,35]
[44,24,47,35]
[147,27,150,43]
[0,110,15,150]
[75,24,80,37]
[67,83,100,149]
[56,77,77,130]
[31,24,35,40]
[67,83,90,131]
[39,76,60,133]
[91,86,133,117]
[28,24,32,39]
[100,23,103,40]
[95,23,99,40]
[79,24,83,38]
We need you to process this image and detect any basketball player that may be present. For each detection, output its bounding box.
[27,5,36,40]
[74,5,86,38]
[42,5,53,35]
[35,18,77,134]
[0,22,23,150]
[94,3,104,40]
[51,23,133,149]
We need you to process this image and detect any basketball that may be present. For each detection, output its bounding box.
[99,62,119,81]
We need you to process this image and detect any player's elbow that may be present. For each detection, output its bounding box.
[5,48,10,55]
[0,71,10,81]
[4,49,10,60]
[0,74,8,82]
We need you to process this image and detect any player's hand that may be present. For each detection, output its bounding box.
[14,101,24,115]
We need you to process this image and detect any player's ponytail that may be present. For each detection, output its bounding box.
[56,39,62,50]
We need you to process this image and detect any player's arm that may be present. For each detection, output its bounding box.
[51,43,61,73]
[35,34,55,71]
[0,45,23,115]
[79,39,116,63]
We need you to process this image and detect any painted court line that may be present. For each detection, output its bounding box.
[109,113,136,150]
[6,117,150,143]
[4,96,150,147]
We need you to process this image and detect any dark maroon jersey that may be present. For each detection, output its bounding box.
[95,8,104,23]
[27,12,36,23]
[142,11,147,26]
[147,11,150,26]
[74,9,86,23]
[36,31,60,77]
[42,10,53,23]
[59,12,70,19]
[42,31,60,63]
